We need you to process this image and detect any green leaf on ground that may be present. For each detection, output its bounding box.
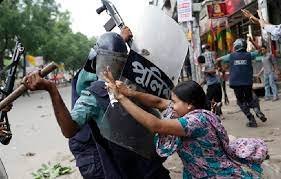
[31,163,73,179]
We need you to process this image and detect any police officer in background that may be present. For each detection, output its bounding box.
[217,38,267,127]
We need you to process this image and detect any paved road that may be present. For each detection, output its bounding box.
[0,85,81,179]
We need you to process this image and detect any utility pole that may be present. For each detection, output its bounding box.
[184,1,202,82]
[186,21,196,81]
[192,6,202,82]
[258,0,271,50]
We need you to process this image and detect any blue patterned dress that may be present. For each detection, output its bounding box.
[155,109,266,179]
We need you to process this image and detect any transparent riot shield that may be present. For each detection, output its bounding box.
[99,5,188,158]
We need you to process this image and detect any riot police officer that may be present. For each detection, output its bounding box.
[217,38,267,127]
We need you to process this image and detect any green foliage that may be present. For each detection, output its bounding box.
[0,0,96,71]
[31,162,73,179]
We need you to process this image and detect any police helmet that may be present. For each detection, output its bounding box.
[233,38,247,52]
[84,32,128,73]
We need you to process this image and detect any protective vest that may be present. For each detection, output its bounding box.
[69,78,121,179]
[229,52,253,87]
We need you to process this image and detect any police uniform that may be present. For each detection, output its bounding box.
[221,46,267,127]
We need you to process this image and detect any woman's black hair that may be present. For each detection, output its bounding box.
[172,80,207,109]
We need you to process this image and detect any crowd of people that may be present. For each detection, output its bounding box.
[1,8,280,179]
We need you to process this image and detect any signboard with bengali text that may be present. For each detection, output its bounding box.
[177,0,193,22]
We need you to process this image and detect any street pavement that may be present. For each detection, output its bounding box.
[0,85,281,178]
[0,85,81,179]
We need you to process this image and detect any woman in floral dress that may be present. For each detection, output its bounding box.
[103,69,268,179]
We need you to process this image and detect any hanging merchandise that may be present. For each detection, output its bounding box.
[217,25,224,52]
[225,20,234,52]
[207,31,214,49]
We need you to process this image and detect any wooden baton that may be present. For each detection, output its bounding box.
[0,62,58,110]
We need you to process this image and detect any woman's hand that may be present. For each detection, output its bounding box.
[115,81,135,97]
[103,67,125,100]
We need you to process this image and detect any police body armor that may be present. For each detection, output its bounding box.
[229,52,253,87]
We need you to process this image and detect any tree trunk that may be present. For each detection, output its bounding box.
[0,52,5,81]
[0,33,9,81]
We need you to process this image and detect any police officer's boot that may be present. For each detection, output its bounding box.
[237,102,257,127]
[251,94,267,122]
[253,108,267,122]
[246,114,258,128]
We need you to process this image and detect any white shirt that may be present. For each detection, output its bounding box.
[264,24,281,40]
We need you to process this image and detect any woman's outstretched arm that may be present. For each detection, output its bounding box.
[104,68,185,136]
[117,95,185,136]
[116,81,170,111]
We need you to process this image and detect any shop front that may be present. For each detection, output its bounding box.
[199,0,281,91]
[200,0,260,56]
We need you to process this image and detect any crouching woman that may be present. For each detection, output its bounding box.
[103,69,268,179]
